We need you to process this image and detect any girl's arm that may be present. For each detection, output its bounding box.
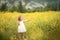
[23,19,30,23]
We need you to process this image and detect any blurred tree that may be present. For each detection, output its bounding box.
[46,2,57,11]
[0,3,7,11]
[17,1,27,13]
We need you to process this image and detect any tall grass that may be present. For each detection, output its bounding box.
[0,11,60,40]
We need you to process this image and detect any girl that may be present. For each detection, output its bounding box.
[18,16,29,40]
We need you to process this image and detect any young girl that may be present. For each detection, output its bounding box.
[18,16,29,40]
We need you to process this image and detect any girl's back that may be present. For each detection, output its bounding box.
[18,20,26,33]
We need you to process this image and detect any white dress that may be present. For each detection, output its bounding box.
[18,21,26,33]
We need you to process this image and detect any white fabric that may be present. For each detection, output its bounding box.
[18,21,26,33]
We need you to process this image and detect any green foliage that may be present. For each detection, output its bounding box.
[17,1,27,13]
[0,3,7,11]
[0,1,60,12]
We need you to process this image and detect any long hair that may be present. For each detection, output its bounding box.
[18,16,22,21]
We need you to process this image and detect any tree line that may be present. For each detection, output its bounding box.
[0,1,60,13]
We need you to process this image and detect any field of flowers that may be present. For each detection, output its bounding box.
[0,11,60,40]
